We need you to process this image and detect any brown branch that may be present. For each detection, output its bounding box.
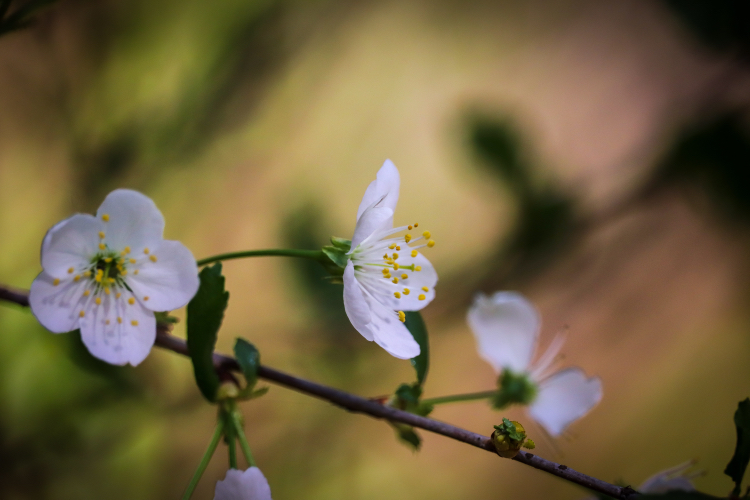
[1,284,638,499]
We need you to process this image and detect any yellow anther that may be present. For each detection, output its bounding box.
[79,310,85,317]
[98,243,106,251]
[427,240,435,248]
[392,278,399,284]
[104,257,112,263]
[418,294,426,301]
[421,286,429,292]
[123,246,131,254]
[382,268,390,275]
[411,250,418,258]
[95,274,102,283]
[134,270,139,275]
[105,319,110,325]
[415,266,422,271]
[422,230,431,239]
[95,297,101,305]
[398,311,406,322]
[401,274,408,279]
[405,234,412,242]
[129,258,136,264]
[149,255,158,263]
[128,297,135,305]
[394,292,401,298]
[116,292,121,299]
[67,267,74,274]
[98,231,105,239]
[101,214,109,222]
[118,258,124,265]
[393,263,400,270]
[143,247,150,254]
[389,244,396,249]
[84,271,92,278]
[117,317,122,324]
[53,278,60,286]
[131,320,138,326]
[396,246,401,251]
[107,277,115,284]
[414,222,419,227]
[143,296,149,301]
[104,287,110,295]
[74,275,81,282]
[121,270,127,276]
[383,253,388,259]
[83,290,90,297]
[392,253,399,260]
[96,269,103,276]
[403,288,410,295]
[408,225,413,230]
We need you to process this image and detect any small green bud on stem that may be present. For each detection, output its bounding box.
[491,418,532,458]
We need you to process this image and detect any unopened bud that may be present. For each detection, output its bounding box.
[491,419,529,458]
[216,382,240,400]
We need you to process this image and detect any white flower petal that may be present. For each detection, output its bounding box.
[366,292,420,359]
[350,206,393,251]
[467,291,540,373]
[79,288,156,366]
[343,261,373,341]
[356,159,400,222]
[29,271,88,333]
[389,252,438,311]
[96,189,165,252]
[214,467,273,500]
[528,368,602,437]
[639,462,697,494]
[126,240,199,312]
[40,214,101,277]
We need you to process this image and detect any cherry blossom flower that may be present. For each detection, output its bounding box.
[343,159,438,359]
[214,467,272,500]
[467,291,602,436]
[29,189,199,366]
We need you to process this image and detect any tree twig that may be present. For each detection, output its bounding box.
[0,283,639,499]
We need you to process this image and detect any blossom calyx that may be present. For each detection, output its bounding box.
[320,237,352,277]
[491,418,531,458]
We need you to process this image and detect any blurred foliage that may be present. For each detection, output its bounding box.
[663,0,750,60]
[0,0,57,37]
[652,114,750,225]
[469,116,576,282]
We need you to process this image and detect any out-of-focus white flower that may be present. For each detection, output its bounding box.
[467,291,602,437]
[214,467,273,500]
[29,189,199,366]
[343,159,438,359]
[638,461,699,494]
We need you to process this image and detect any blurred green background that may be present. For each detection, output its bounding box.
[1,0,750,498]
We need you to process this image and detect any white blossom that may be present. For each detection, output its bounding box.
[29,189,199,366]
[467,291,602,436]
[214,467,272,500]
[343,160,438,359]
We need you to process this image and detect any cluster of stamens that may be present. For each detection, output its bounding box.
[50,212,159,327]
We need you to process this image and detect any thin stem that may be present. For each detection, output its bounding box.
[230,410,256,467]
[422,390,496,406]
[196,249,326,267]
[181,418,225,500]
[228,435,238,469]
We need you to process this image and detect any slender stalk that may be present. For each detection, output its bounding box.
[196,249,326,267]
[228,436,238,469]
[230,410,256,467]
[422,390,496,406]
[182,418,225,500]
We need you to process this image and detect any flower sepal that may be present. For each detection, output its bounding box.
[320,236,352,277]
[492,368,538,409]
[491,418,535,458]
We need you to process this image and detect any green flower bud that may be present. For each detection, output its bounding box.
[491,418,529,458]
[216,382,240,401]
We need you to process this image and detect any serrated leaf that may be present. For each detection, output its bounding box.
[404,311,429,386]
[638,492,722,499]
[186,263,229,402]
[725,398,750,495]
[234,337,261,398]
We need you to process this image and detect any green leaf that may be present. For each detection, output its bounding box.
[392,383,433,417]
[725,398,750,496]
[494,417,524,442]
[404,311,429,386]
[186,263,229,402]
[391,423,422,451]
[234,338,261,398]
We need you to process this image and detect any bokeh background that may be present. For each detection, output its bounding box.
[1,0,750,498]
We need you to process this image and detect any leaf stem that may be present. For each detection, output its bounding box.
[422,390,496,406]
[181,418,225,500]
[228,436,238,470]
[197,249,327,267]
